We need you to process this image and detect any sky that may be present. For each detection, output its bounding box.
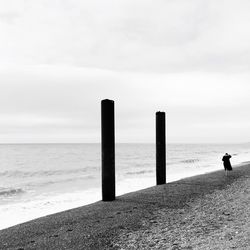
[0,0,250,143]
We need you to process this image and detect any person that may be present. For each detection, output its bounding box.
[222,153,232,176]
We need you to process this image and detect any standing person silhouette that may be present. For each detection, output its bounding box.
[222,153,232,176]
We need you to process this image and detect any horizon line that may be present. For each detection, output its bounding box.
[0,142,249,145]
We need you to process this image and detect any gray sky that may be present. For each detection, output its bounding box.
[0,0,250,143]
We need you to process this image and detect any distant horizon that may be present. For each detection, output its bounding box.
[0,141,249,145]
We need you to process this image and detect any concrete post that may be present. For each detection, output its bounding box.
[101,99,115,201]
[156,111,166,185]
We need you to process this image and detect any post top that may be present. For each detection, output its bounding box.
[156,111,165,114]
[102,99,114,103]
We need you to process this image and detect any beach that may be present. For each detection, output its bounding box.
[1,1,250,249]
[0,162,249,249]
[1,143,250,230]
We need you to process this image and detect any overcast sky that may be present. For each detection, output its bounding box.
[0,0,250,143]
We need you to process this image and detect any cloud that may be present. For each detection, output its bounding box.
[0,114,73,128]
[0,1,250,143]
[0,12,20,24]
[0,64,250,143]
[0,0,250,72]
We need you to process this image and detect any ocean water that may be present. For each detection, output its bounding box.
[0,143,250,230]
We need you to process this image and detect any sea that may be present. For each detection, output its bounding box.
[0,143,250,230]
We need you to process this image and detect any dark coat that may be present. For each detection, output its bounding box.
[222,155,232,171]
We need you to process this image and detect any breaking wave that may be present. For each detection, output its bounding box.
[0,168,92,178]
[0,188,24,196]
[179,158,200,164]
[125,170,153,175]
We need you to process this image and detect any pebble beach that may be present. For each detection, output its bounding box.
[112,165,250,249]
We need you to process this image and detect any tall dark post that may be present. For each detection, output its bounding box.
[101,99,115,201]
[156,111,166,185]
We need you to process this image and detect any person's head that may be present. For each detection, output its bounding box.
[225,153,228,156]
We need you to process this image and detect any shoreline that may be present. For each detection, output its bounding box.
[0,162,232,231]
[0,163,250,249]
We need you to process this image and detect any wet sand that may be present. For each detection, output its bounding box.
[0,163,250,250]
